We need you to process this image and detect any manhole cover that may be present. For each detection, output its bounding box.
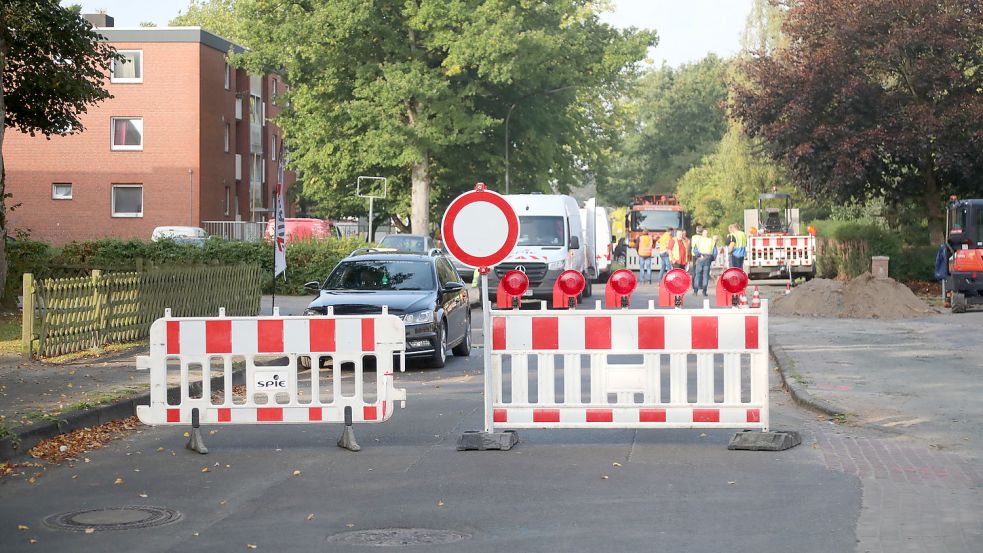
[44,506,182,532]
[327,528,470,547]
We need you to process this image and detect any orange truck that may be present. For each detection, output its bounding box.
[944,197,983,312]
[743,192,817,282]
[623,194,685,271]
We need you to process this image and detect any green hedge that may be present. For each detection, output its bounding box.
[810,219,933,281]
[4,236,370,303]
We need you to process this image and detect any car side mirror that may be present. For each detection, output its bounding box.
[569,235,580,249]
[304,281,321,294]
[443,281,465,292]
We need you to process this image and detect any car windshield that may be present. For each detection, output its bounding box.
[322,260,435,291]
[379,235,426,252]
[517,216,565,246]
[631,210,683,232]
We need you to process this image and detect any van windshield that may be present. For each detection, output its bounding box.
[518,216,565,246]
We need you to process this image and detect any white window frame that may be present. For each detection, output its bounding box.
[111,50,143,84]
[111,117,144,151]
[272,78,278,101]
[224,123,230,153]
[224,62,231,90]
[271,135,277,160]
[52,183,73,200]
[111,185,144,218]
[224,185,231,216]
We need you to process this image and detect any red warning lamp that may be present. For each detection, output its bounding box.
[553,270,586,309]
[658,268,691,307]
[605,269,637,308]
[715,268,749,307]
[496,270,529,309]
[807,225,816,236]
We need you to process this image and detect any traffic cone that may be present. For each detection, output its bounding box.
[751,286,761,308]
[785,281,791,295]
[738,293,748,308]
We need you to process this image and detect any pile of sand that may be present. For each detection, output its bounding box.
[771,273,935,319]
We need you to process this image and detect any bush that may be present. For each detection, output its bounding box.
[5,238,54,305]
[810,219,932,280]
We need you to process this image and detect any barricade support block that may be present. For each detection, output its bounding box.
[728,430,801,451]
[457,430,519,451]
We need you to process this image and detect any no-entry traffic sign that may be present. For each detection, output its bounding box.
[441,183,519,270]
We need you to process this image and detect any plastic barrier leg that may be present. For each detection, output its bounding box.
[186,408,208,455]
[337,406,361,452]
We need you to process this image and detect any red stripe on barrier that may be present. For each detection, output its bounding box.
[585,317,611,350]
[205,320,232,353]
[258,320,284,352]
[166,321,181,354]
[308,407,322,421]
[493,408,507,423]
[383,400,388,419]
[531,317,559,350]
[693,408,720,423]
[586,409,613,423]
[166,408,181,423]
[639,408,666,422]
[257,407,283,421]
[309,319,335,352]
[533,409,560,423]
[691,317,718,350]
[217,408,231,422]
[790,238,798,247]
[361,319,375,351]
[746,408,761,423]
[363,406,377,421]
[492,318,506,350]
[745,316,759,349]
[637,316,665,349]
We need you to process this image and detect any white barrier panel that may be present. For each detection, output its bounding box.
[136,310,406,428]
[487,300,769,431]
[747,235,815,268]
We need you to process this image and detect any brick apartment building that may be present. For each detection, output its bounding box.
[3,14,295,245]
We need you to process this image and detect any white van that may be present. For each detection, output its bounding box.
[489,194,589,300]
[580,198,613,282]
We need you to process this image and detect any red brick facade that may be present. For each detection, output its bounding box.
[3,26,294,245]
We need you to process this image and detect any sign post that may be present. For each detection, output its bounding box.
[442,183,520,449]
[357,176,387,242]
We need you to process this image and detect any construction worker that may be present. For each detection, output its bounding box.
[691,226,715,296]
[669,229,689,269]
[637,231,655,284]
[657,227,674,283]
[727,223,747,269]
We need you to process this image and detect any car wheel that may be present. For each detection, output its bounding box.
[298,356,311,370]
[452,314,472,357]
[429,321,447,368]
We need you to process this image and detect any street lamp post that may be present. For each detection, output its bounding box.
[503,86,576,195]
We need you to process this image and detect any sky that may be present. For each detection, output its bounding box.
[64,0,753,67]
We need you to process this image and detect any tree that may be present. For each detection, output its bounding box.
[0,1,117,296]
[234,0,655,234]
[170,0,247,45]
[733,0,983,244]
[602,55,730,206]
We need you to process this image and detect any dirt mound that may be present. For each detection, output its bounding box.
[771,273,935,319]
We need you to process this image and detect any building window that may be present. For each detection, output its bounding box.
[224,62,231,90]
[272,78,278,101]
[271,135,277,160]
[111,117,143,150]
[224,185,231,216]
[111,50,143,83]
[112,185,143,217]
[224,123,230,153]
[52,183,73,200]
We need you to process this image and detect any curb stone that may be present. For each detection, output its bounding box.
[0,370,243,462]
[770,342,847,419]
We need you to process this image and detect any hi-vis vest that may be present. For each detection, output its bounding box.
[637,234,654,257]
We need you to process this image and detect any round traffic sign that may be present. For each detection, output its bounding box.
[441,184,519,269]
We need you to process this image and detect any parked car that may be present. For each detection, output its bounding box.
[304,250,470,368]
[377,233,437,253]
[265,218,341,243]
[151,226,208,246]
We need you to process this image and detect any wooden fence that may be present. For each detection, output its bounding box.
[22,264,261,358]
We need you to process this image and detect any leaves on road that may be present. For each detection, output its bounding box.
[28,417,140,464]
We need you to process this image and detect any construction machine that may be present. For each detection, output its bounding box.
[623,194,685,270]
[943,197,983,313]
[743,192,816,283]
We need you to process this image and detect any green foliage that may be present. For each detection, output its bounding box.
[811,219,924,280]
[170,0,245,44]
[5,238,53,303]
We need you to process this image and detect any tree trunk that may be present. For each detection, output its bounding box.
[410,152,430,235]
[390,214,411,234]
[923,149,944,246]
[0,38,9,301]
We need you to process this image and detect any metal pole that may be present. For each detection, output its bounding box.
[368,196,374,243]
[504,103,516,195]
[481,272,493,433]
[188,169,194,226]
[272,192,277,314]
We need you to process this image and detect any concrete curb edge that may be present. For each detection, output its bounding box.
[771,342,847,419]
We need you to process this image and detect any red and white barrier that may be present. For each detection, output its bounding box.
[136,308,406,450]
[486,300,769,431]
[747,235,815,269]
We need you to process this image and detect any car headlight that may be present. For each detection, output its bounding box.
[548,260,564,270]
[402,310,434,324]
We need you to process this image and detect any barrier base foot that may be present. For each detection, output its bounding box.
[457,430,519,451]
[728,430,801,451]
[337,425,361,452]
[186,427,209,455]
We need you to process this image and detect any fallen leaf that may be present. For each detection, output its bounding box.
[84,528,95,534]
[66,383,73,388]
[699,433,707,438]
[114,477,124,485]
[247,545,257,550]
[139,493,148,498]
[201,467,210,473]
[292,470,301,476]
[612,462,622,467]
[29,538,37,544]
[220,500,227,505]
[346,523,354,528]
[17,525,29,531]
[601,475,609,480]
[209,430,219,435]
[183,432,190,438]
[71,475,78,479]
[193,532,200,537]
[157,447,165,452]
[727,481,736,485]
[437,500,445,507]
[306,514,315,521]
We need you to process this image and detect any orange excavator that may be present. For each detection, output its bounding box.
[943,197,983,313]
